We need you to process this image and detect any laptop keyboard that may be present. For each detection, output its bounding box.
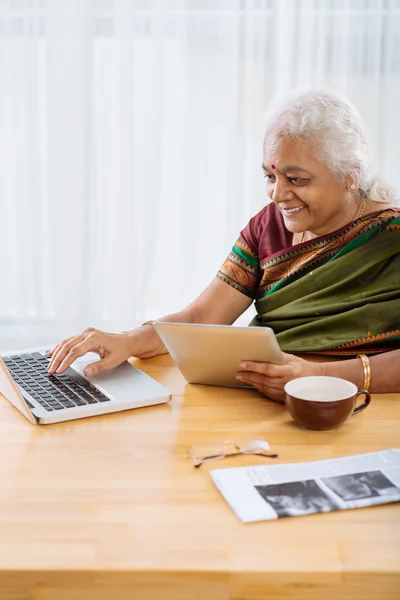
[2,352,110,412]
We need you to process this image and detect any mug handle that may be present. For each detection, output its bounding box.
[352,389,371,415]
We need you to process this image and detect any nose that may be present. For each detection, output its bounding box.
[270,177,293,203]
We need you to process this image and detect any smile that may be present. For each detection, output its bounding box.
[281,205,306,216]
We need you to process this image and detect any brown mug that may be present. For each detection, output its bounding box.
[284,376,371,431]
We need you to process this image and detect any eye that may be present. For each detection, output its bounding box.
[264,173,276,182]
[287,177,309,186]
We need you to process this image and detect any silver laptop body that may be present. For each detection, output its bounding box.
[0,347,171,425]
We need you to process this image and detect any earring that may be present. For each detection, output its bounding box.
[350,184,356,191]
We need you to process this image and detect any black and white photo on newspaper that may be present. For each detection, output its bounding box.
[210,449,400,522]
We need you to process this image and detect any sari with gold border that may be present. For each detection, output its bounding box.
[217,204,400,356]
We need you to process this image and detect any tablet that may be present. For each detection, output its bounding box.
[153,322,284,388]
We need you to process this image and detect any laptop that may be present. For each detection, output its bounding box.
[0,347,171,425]
[153,322,284,387]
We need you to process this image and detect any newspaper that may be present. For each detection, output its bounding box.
[209,449,400,522]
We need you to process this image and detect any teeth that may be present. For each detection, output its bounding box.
[282,206,305,214]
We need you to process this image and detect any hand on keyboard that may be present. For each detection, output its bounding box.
[48,328,137,376]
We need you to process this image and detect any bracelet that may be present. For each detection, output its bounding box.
[357,354,371,391]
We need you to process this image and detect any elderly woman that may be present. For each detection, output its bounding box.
[48,90,400,402]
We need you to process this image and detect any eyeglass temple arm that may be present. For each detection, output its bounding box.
[194,450,279,468]
[194,453,225,468]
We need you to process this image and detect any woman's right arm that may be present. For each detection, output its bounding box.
[48,277,252,375]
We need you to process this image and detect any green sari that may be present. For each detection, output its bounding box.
[219,208,400,356]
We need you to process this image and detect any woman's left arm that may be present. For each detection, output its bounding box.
[236,349,400,403]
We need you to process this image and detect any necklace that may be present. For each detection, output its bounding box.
[299,197,367,244]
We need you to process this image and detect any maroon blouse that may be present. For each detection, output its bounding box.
[217,202,292,299]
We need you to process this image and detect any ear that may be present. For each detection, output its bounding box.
[346,169,360,193]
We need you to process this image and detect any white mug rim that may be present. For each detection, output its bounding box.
[284,376,358,402]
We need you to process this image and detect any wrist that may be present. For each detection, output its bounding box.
[316,360,328,378]
[304,359,326,378]
[317,358,364,389]
[122,329,143,356]
[124,324,166,358]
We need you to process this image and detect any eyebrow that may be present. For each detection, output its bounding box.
[261,163,311,175]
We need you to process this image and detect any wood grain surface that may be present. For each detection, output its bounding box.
[0,354,399,600]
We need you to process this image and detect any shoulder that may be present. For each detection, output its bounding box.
[365,201,400,214]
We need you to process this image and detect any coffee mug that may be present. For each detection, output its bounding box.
[284,376,371,431]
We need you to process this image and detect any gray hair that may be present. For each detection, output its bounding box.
[264,89,397,203]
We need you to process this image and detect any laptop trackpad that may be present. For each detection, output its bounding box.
[72,354,152,401]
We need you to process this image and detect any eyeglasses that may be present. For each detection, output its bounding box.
[186,437,278,468]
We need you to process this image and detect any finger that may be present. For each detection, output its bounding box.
[48,335,85,373]
[84,354,121,377]
[239,360,289,378]
[48,341,69,372]
[48,345,60,366]
[250,381,285,404]
[236,371,282,390]
[49,341,72,373]
[47,336,75,362]
[55,339,98,374]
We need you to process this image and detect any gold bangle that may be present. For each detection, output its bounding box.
[357,354,371,391]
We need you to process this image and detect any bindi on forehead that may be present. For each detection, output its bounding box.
[271,164,276,169]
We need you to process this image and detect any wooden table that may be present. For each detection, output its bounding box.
[0,354,399,600]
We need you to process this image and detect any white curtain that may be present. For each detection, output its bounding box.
[1,0,399,350]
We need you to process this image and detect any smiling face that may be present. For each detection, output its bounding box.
[263,135,357,237]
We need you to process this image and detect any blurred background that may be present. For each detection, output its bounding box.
[1,0,399,350]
